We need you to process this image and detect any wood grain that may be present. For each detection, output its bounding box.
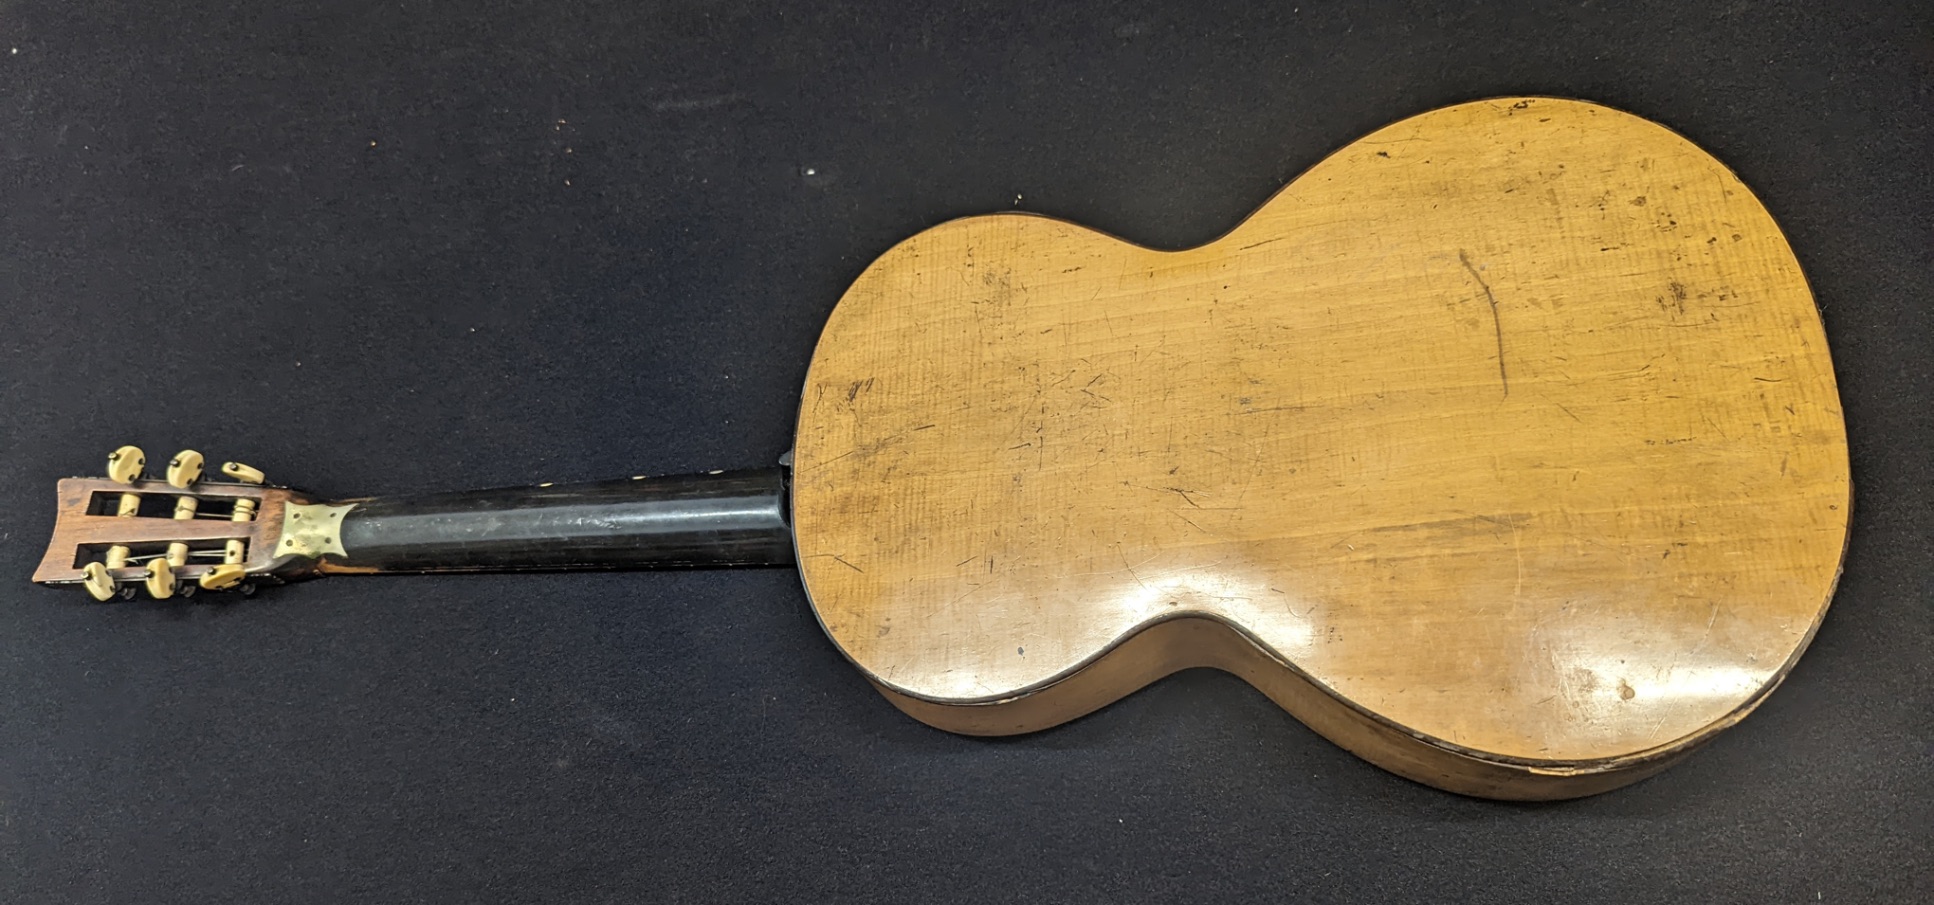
[790,97,1849,797]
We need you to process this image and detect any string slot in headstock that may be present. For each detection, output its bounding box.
[70,539,243,570]
[84,491,245,520]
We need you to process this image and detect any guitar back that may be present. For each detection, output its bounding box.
[789,97,1849,798]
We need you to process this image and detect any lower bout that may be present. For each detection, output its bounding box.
[869,616,1694,800]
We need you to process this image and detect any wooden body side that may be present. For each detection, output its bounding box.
[876,615,1754,800]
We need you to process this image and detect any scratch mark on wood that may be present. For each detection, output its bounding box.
[1458,250,1510,397]
[1237,404,1309,415]
[1116,547,1151,591]
[807,432,906,471]
[1510,520,1524,599]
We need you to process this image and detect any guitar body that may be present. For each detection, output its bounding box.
[791,97,1849,798]
[36,96,1849,799]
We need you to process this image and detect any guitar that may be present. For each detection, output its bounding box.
[35,97,1849,800]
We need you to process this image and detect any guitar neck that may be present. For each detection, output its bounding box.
[301,468,794,577]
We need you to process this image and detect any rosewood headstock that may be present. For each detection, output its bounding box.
[35,446,314,600]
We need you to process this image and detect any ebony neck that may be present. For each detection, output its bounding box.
[310,468,794,575]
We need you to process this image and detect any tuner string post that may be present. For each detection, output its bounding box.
[122,550,239,563]
[220,461,264,568]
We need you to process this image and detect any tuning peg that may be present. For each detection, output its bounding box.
[221,461,266,484]
[198,563,246,591]
[104,445,146,570]
[219,461,267,569]
[81,562,117,602]
[145,558,175,599]
[161,450,205,574]
[166,450,204,488]
[106,445,146,484]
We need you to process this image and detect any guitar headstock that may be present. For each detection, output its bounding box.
[35,445,315,601]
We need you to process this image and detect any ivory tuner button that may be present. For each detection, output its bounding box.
[198,563,246,591]
[145,559,176,599]
[166,450,204,488]
[81,563,116,602]
[221,461,266,484]
[106,445,146,484]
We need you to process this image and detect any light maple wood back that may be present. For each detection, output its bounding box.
[791,98,1848,794]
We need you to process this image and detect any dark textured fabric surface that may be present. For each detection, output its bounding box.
[2,2,1929,902]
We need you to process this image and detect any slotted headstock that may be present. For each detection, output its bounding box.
[35,446,312,600]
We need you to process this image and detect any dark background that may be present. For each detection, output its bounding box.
[2,1,1929,902]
